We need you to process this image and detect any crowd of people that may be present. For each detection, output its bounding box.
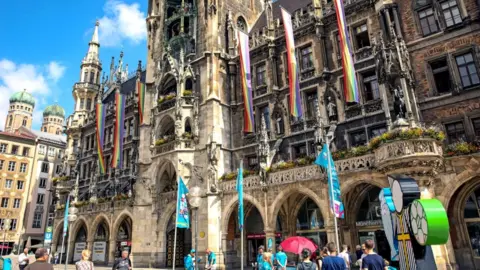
[254,239,396,270]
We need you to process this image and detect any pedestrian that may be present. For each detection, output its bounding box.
[184,249,195,270]
[321,242,346,270]
[297,248,316,270]
[255,245,264,269]
[361,240,387,270]
[75,250,94,270]
[275,245,287,270]
[205,249,216,269]
[337,245,351,269]
[355,245,362,261]
[54,253,59,265]
[262,252,274,270]
[112,250,132,270]
[18,248,30,270]
[24,248,53,270]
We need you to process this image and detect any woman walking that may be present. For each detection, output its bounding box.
[75,250,94,270]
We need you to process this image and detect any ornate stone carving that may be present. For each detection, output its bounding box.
[206,134,220,193]
[326,96,338,122]
[393,86,407,119]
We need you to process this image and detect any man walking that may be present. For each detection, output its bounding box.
[205,249,216,269]
[112,250,132,270]
[25,248,53,270]
[18,248,29,270]
[361,240,387,270]
[321,242,346,270]
[338,245,351,269]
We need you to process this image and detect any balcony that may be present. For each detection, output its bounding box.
[354,46,373,62]
[73,82,99,92]
[156,97,176,113]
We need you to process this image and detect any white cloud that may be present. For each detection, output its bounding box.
[98,0,147,47]
[0,59,64,130]
[47,61,66,82]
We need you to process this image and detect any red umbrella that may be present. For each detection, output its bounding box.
[280,236,318,255]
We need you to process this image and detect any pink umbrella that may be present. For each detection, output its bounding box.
[280,236,318,255]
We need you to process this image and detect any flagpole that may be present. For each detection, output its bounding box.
[173,178,180,270]
[240,164,244,270]
[326,140,340,252]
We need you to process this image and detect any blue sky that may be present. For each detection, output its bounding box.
[0,0,147,130]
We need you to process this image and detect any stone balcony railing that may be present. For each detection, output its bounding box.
[156,98,176,113]
[153,139,195,156]
[54,199,132,218]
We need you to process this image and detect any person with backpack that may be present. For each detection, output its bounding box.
[297,248,317,270]
[112,250,132,270]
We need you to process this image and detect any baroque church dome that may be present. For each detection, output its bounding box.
[9,90,36,107]
[43,104,66,118]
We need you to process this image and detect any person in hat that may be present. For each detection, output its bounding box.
[205,249,216,269]
[184,249,196,270]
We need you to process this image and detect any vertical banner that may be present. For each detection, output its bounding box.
[111,92,126,169]
[136,81,146,124]
[281,7,303,118]
[333,0,359,103]
[315,144,345,218]
[236,163,244,231]
[176,177,190,229]
[62,196,70,237]
[96,103,106,174]
[237,30,255,133]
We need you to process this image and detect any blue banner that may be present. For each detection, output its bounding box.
[176,177,190,229]
[236,163,244,231]
[315,144,345,219]
[63,196,70,237]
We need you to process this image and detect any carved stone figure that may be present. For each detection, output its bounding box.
[326,96,338,122]
[151,116,157,145]
[206,134,220,192]
[175,119,182,140]
[393,87,407,119]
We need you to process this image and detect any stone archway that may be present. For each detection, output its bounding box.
[71,219,89,263]
[112,212,133,260]
[91,214,110,264]
[445,176,480,270]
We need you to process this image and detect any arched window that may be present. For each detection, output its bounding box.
[43,127,47,132]
[237,16,247,31]
[84,71,88,83]
[8,116,13,127]
[464,186,480,257]
[90,71,95,83]
[22,117,28,127]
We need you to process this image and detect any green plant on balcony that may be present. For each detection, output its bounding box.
[56,204,65,210]
[182,132,192,139]
[155,136,171,146]
[166,93,176,100]
[157,96,166,104]
[52,176,70,183]
[73,201,89,207]
[368,127,445,150]
[332,145,370,161]
[445,142,480,157]
[183,90,193,96]
[114,193,129,201]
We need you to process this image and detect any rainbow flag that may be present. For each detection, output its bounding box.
[281,7,303,118]
[111,92,126,169]
[237,30,255,133]
[334,0,359,103]
[137,81,146,124]
[95,103,106,174]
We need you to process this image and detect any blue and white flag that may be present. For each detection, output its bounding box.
[236,163,244,231]
[63,196,70,237]
[315,144,345,219]
[176,177,190,229]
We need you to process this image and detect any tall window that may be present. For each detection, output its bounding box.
[247,156,258,171]
[22,147,30,157]
[350,130,367,146]
[1,198,9,208]
[37,194,45,204]
[456,53,480,88]
[369,126,387,139]
[90,71,95,84]
[19,163,27,173]
[418,8,439,36]
[472,118,480,137]
[83,71,88,82]
[8,161,16,172]
[41,162,49,173]
[17,181,24,190]
[292,144,307,159]
[32,212,42,228]
[362,71,380,101]
[256,64,267,86]
[38,145,46,155]
[86,98,92,111]
[22,117,28,126]
[441,0,462,27]
[259,106,270,129]
[354,23,370,49]
[80,98,85,109]
[4,179,12,189]
[56,165,62,174]
[0,144,6,153]
[301,46,314,70]
[445,121,466,143]
[429,58,452,93]
[0,160,3,170]
[10,219,17,230]
[8,116,12,127]
[13,199,20,209]
[39,178,47,188]
[305,91,318,120]
[48,147,55,157]
[11,145,19,155]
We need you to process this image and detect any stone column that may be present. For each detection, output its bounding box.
[264,229,276,253]
[206,194,223,268]
[378,83,392,130]
[108,238,116,265]
[87,239,94,254]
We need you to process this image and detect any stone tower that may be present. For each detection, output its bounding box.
[5,89,35,132]
[41,104,65,135]
[134,0,265,267]
[65,21,101,171]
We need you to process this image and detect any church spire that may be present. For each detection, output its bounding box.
[84,20,100,64]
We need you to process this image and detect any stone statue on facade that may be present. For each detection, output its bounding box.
[326,96,338,122]
[314,109,325,154]
[206,133,220,193]
[393,86,407,119]
[150,116,157,145]
[258,117,270,187]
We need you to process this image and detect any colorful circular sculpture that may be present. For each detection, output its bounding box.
[409,199,449,246]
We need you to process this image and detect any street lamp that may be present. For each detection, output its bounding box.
[64,206,78,269]
[1,219,11,256]
[188,186,201,270]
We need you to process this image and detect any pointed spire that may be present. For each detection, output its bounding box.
[91,20,100,45]
[109,56,115,83]
[116,51,124,83]
[98,72,106,102]
[84,20,100,64]
[136,60,142,79]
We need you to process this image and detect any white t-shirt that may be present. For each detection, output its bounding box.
[338,251,351,268]
[18,253,28,265]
